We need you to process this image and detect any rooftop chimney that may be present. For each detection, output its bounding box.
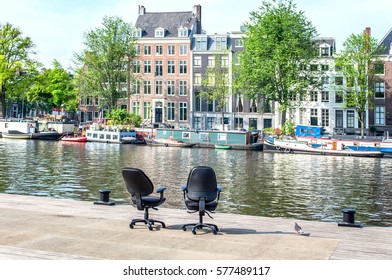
[364,27,371,36]
[139,5,146,15]
[193,5,202,34]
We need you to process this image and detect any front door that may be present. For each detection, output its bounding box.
[155,108,162,123]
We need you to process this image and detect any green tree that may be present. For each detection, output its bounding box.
[106,108,141,127]
[0,22,37,117]
[74,16,136,111]
[335,32,381,138]
[199,52,230,129]
[27,60,77,112]
[235,0,318,126]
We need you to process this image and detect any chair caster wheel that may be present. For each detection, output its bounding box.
[192,230,197,235]
[148,226,153,231]
[213,230,217,235]
[129,224,134,229]
[182,227,187,231]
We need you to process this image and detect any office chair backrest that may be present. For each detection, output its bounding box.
[122,167,154,196]
[186,166,218,202]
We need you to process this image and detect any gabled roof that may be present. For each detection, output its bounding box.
[135,11,196,38]
[378,28,392,54]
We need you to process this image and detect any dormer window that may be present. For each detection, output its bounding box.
[155,27,165,38]
[178,27,188,37]
[132,28,142,38]
[319,43,331,56]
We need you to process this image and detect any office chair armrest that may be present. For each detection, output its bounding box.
[181,185,187,199]
[156,186,167,200]
[156,186,167,193]
[217,185,222,200]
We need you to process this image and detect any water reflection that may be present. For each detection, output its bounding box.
[1,138,392,226]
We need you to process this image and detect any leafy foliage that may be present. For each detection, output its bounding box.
[235,0,318,125]
[106,108,141,127]
[74,16,136,111]
[0,22,37,117]
[335,32,382,138]
[199,52,230,128]
[27,60,77,112]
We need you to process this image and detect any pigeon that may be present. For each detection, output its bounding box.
[294,222,304,234]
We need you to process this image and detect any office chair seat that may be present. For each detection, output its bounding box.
[122,167,167,231]
[181,166,222,235]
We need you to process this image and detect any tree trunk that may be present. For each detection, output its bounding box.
[281,109,287,128]
[221,111,225,131]
[1,85,6,118]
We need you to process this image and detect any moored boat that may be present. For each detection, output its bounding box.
[148,137,195,148]
[264,137,384,158]
[215,145,232,149]
[61,136,87,142]
[1,130,31,139]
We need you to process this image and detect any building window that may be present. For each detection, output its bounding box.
[233,53,240,65]
[179,60,187,74]
[310,91,318,102]
[155,61,163,76]
[375,106,385,125]
[321,91,329,102]
[321,76,329,85]
[335,76,344,86]
[167,60,175,74]
[375,82,385,98]
[167,80,175,96]
[347,110,355,128]
[179,102,187,121]
[167,102,175,121]
[179,44,187,55]
[335,91,343,103]
[321,64,329,71]
[144,60,151,74]
[375,63,385,75]
[132,101,140,115]
[321,109,329,127]
[179,81,187,96]
[132,60,140,73]
[195,36,207,50]
[132,80,140,95]
[194,116,202,130]
[310,108,318,126]
[132,28,142,38]
[335,110,343,128]
[235,39,244,47]
[320,46,330,56]
[155,28,165,37]
[215,36,227,50]
[155,80,163,95]
[194,73,201,85]
[143,102,151,120]
[167,45,175,56]
[143,81,151,95]
[155,45,163,55]
[144,45,151,55]
[86,96,93,106]
[249,118,258,129]
[207,56,215,67]
[178,27,188,37]
[221,56,229,67]
[133,45,140,56]
[310,64,318,71]
[194,56,201,67]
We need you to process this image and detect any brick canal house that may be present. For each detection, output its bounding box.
[130,5,202,129]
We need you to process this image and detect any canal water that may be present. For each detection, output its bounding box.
[1,138,392,227]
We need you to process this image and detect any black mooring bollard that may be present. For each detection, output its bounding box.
[94,189,115,206]
[338,208,362,228]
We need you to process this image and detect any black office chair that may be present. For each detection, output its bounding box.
[181,166,222,235]
[122,167,167,230]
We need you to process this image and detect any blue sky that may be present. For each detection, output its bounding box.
[1,0,391,69]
